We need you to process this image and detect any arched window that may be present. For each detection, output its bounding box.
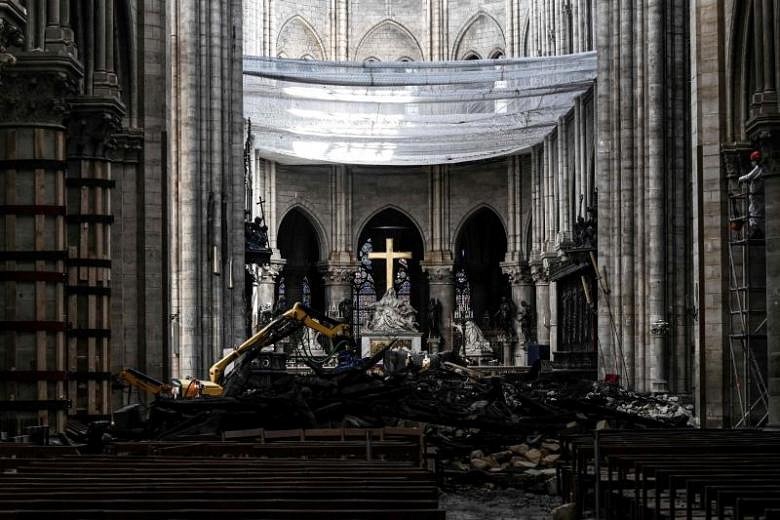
[397,56,414,63]
[463,51,482,60]
[353,239,377,333]
[301,54,315,60]
[394,259,412,303]
[489,49,505,59]
[276,276,287,309]
[364,56,381,64]
[301,276,312,305]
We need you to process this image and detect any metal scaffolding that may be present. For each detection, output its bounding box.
[727,179,768,427]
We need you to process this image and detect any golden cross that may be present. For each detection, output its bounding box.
[368,238,413,293]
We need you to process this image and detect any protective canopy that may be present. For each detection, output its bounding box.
[244,52,597,166]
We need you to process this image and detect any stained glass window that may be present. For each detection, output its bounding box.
[454,268,473,323]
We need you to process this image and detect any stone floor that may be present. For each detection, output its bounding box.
[440,487,563,520]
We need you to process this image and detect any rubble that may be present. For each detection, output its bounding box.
[109,360,694,488]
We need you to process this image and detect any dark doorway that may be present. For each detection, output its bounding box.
[356,209,426,330]
[277,208,324,310]
[455,208,509,329]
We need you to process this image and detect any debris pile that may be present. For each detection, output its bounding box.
[584,382,695,426]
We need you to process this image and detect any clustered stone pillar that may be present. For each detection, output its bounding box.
[321,164,354,318]
[424,164,454,352]
[66,101,123,419]
[0,55,80,432]
[168,0,245,378]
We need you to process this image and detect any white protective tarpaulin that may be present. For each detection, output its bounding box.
[244,52,597,166]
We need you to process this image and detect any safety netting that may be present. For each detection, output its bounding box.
[244,52,596,166]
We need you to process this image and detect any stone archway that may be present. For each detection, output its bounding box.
[277,208,324,310]
[356,208,426,333]
[454,207,509,331]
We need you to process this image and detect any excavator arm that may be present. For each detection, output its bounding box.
[119,368,173,397]
[208,302,353,386]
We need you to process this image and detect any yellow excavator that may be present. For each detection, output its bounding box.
[120,302,354,399]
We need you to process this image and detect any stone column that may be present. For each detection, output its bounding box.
[262,0,274,57]
[647,0,667,392]
[320,262,355,318]
[557,116,572,244]
[422,264,454,353]
[501,262,534,366]
[335,0,348,60]
[250,259,284,331]
[532,266,550,350]
[0,53,81,433]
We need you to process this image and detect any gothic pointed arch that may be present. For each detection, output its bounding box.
[356,208,426,326]
[277,207,325,310]
[276,15,327,61]
[355,204,426,252]
[278,204,329,259]
[454,206,509,331]
[354,20,424,63]
[452,11,506,61]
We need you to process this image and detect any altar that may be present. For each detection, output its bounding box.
[361,332,423,357]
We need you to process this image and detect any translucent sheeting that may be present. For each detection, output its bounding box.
[244,52,597,166]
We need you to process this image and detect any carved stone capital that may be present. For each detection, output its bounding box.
[318,262,356,286]
[111,130,144,164]
[500,261,532,285]
[67,98,125,158]
[251,260,285,285]
[0,54,81,125]
[422,263,454,285]
[530,262,549,284]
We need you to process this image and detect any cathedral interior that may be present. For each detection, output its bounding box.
[0,0,779,516]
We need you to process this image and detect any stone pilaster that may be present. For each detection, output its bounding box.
[422,263,454,352]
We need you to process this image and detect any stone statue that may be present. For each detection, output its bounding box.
[453,320,492,356]
[517,300,535,343]
[338,298,354,323]
[426,298,442,338]
[366,288,418,332]
[494,296,515,339]
[245,215,269,252]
